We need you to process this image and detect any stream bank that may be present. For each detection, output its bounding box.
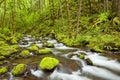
[0,35,120,80]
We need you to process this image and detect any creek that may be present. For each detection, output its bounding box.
[0,35,120,80]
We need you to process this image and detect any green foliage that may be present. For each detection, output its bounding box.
[98,12,109,22]
[20,50,30,58]
[38,49,52,54]
[39,57,59,70]
[0,0,119,53]
[12,64,27,76]
[0,67,8,75]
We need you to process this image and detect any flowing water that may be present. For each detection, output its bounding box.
[0,35,120,80]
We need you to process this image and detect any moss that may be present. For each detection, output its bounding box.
[0,46,17,56]
[12,64,27,76]
[39,57,59,70]
[20,50,30,58]
[0,67,8,75]
[79,54,85,59]
[0,60,9,65]
[92,46,104,53]
[43,42,54,48]
[29,44,39,51]
[10,38,18,44]
[0,56,5,60]
[0,41,8,46]
[38,49,52,54]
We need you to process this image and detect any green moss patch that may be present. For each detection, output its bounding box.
[80,54,85,59]
[12,64,27,76]
[39,57,59,70]
[0,56,5,60]
[0,67,8,75]
[43,42,54,48]
[29,44,39,51]
[20,50,30,58]
[38,49,52,54]
[0,45,18,56]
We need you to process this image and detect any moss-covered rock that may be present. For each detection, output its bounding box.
[0,67,8,75]
[38,49,52,54]
[0,60,9,65]
[0,46,18,57]
[39,57,59,70]
[12,64,27,76]
[79,54,85,59]
[29,44,39,51]
[0,41,8,46]
[20,50,30,58]
[43,42,54,48]
[85,58,93,65]
[0,56,5,60]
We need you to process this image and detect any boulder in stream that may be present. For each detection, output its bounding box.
[85,58,93,65]
[0,67,8,75]
[29,44,39,51]
[38,49,52,54]
[79,54,85,59]
[43,42,54,48]
[19,50,30,58]
[39,57,59,70]
[12,64,27,76]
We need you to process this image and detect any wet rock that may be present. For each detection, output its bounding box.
[0,60,10,65]
[0,67,8,75]
[57,56,80,71]
[38,49,52,55]
[12,64,27,76]
[19,50,30,58]
[29,44,39,51]
[19,40,28,45]
[0,45,18,57]
[57,64,72,74]
[79,54,85,59]
[85,58,93,65]
[39,57,59,70]
[43,42,54,48]
[67,53,75,58]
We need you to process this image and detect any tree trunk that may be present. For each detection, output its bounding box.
[12,0,16,34]
[88,0,92,13]
[58,0,64,27]
[2,0,6,30]
[49,0,55,26]
[104,0,108,12]
[112,0,120,17]
[75,0,82,38]
[65,0,71,38]
[118,0,120,17]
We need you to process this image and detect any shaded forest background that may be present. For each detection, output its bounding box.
[0,0,120,53]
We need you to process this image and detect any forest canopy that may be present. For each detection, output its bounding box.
[0,0,120,52]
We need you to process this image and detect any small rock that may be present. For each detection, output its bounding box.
[85,58,93,65]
